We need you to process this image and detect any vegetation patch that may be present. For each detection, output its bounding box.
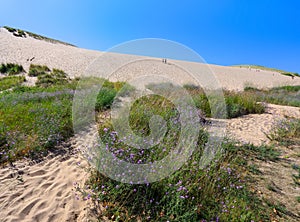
[183,84,265,118]
[0,76,26,91]
[0,63,24,75]
[245,85,300,107]
[28,64,51,77]
[28,64,71,87]
[74,94,282,221]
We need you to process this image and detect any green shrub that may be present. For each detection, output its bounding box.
[95,87,117,111]
[52,68,67,78]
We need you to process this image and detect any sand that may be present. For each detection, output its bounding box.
[0,138,93,222]
[226,103,300,146]
[0,27,300,221]
[1,27,300,90]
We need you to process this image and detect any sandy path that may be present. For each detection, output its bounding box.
[0,139,91,222]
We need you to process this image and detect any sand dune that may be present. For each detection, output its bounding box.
[1,27,300,90]
[1,27,300,221]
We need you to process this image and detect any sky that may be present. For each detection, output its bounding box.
[1,0,300,73]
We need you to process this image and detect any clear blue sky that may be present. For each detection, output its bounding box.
[1,0,300,73]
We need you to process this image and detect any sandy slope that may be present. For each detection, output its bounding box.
[1,27,300,90]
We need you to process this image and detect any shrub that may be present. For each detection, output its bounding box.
[95,87,117,111]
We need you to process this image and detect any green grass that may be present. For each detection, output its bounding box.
[0,63,24,75]
[244,85,300,107]
[183,84,265,118]
[0,88,74,164]
[28,64,51,77]
[28,65,71,87]
[0,78,131,164]
[0,76,26,91]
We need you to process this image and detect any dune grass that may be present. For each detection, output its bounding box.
[0,76,26,91]
[28,64,72,87]
[0,63,24,75]
[0,87,74,163]
[0,78,129,164]
[183,84,265,118]
[244,85,300,107]
[267,119,300,147]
